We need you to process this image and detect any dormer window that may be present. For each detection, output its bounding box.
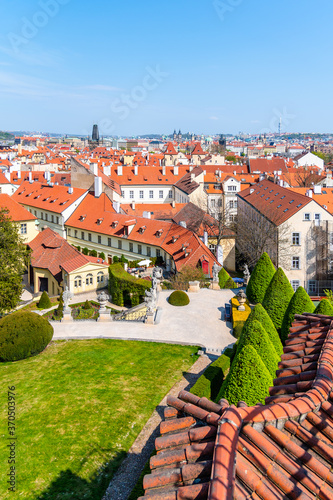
[111,221,118,228]
[97,218,104,225]
[172,235,179,243]
[182,243,189,251]
[80,215,86,221]
[139,226,146,234]
[156,229,163,238]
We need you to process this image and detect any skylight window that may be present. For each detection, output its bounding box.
[265,197,270,201]
[277,204,282,208]
[269,190,274,193]
[275,193,279,196]
[289,200,294,204]
[283,208,289,212]
[281,195,286,199]
[296,203,302,208]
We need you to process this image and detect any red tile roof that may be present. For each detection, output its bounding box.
[249,158,288,174]
[12,181,87,214]
[238,179,312,225]
[139,313,333,500]
[0,193,37,221]
[164,142,178,155]
[28,228,107,281]
[0,171,10,184]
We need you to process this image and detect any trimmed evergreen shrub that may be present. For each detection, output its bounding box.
[262,267,294,333]
[108,263,151,307]
[82,300,91,310]
[0,311,54,361]
[190,354,230,400]
[82,247,89,255]
[218,268,230,288]
[168,290,190,306]
[217,345,272,406]
[243,303,283,356]
[225,277,237,289]
[37,291,52,309]
[99,252,106,260]
[235,320,279,378]
[246,252,276,304]
[281,287,316,343]
[314,299,333,316]
[89,249,98,257]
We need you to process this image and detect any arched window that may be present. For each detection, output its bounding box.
[86,273,93,285]
[74,276,82,287]
[97,272,104,283]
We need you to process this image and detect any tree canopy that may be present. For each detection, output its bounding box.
[0,208,29,315]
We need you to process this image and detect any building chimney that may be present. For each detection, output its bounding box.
[117,165,123,176]
[68,187,73,194]
[179,221,187,228]
[18,143,22,155]
[313,185,322,194]
[94,176,103,198]
[306,189,313,198]
[90,163,98,176]
[174,165,178,176]
[103,165,111,177]
[162,165,166,175]
[172,200,176,208]
[189,165,193,172]
[250,188,255,194]
[134,165,138,175]
[17,170,21,179]
[113,201,120,213]
[131,201,135,210]
[29,171,33,183]
[190,173,195,182]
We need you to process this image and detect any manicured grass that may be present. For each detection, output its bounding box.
[19,297,59,312]
[0,339,198,500]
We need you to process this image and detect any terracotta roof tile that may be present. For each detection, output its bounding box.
[0,193,37,221]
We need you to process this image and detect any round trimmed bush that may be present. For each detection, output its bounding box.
[0,311,54,362]
[37,291,52,309]
[314,299,333,316]
[246,252,276,304]
[168,290,190,306]
[281,286,315,343]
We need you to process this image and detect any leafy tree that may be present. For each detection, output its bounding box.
[37,291,52,309]
[314,298,333,316]
[262,268,294,334]
[243,304,283,356]
[246,252,276,304]
[281,286,315,342]
[170,265,206,290]
[236,320,279,378]
[219,345,272,406]
[0,208,29,315]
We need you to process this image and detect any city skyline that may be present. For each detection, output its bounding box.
[0,0,332,135]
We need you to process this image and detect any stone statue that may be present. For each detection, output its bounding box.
[144,288,156,314]
[212,262,222,282]
[243,264,250,285]
[98,291,109,312]
[63,286,73,312]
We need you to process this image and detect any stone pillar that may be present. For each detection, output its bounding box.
[97,291,112,322]
[188,281,200,292]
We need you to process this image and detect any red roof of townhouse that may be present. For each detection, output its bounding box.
[108,164,190,186]
[0,171,10,184]
[121,203,186,219]
[139,312,333,500]
[192,142,205,155]
[164,142,178,155]
[0,193,37,221]
[238,179,312,225]
[10,171,71,186]
[174,167,203,195]
[249,157,288,174]
[28,227,107,282]
[12,181,87,214]
[288,186,333,214]
[65,193,218,273]
[74,159,122,195]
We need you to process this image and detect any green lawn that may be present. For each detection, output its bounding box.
[0,339,198,499]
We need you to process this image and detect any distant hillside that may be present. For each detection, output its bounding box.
[0,131,15,141]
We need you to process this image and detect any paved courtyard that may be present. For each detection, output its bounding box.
[52,289,236,351]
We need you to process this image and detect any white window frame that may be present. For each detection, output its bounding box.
[292,232,300,245]
[20,223,27,234]
[129,190,134,199]
[304,213,311,221]
[159,190,163,199]
[149,190,154,199]
[291,280,300,292]
[292,256,300,269]
[139,190,144,199]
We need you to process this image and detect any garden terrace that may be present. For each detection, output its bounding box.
[139,313,333,500]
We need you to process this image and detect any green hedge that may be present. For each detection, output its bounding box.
[314,299,333,316]
[168,290,190,306]
[262,267,294,334]
[246,252,275,304]
[190,354,231,400]
[281,286,315,343]
[217,345,272,406]
[0,311,54,362]
[108,263,151,307]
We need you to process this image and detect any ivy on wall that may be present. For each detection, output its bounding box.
[108,264,151,307]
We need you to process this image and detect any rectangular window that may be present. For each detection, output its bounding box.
[147,246,151,257]
[292,256,300,269]
[314,213,321,220]
[34,210,37,216]
[40,212,43,219]
[129,242,133,252]
[67,228,71,236]
[121,190,125,197]
[156,249,160,257]
[168,190,173,198]
[138,244,142,254]
[98,235,101,244]
[51,215,54,223]
[45,213,48,221]
[118,240,122,249]
[88,233,92,241]
[211,199,215,207]
[304,213,311,221]
[291,280,300,292]
[308,280,317,294]
[159,190,163,199]
[129,190,134,199]
[149,190,154,199]
[229,200,234,209]
[108,238,111,247]
[74,230,78,238]
[228,185,237,191]
[81,232,84,240]
[139,190,144,199]
[292,232,300,245]
[56,217,59,224]
[20,223,27,234]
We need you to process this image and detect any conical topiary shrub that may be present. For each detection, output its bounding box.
[262,268,294,334]
[37,290,52,309]
[246,252,276,304]
[281,286,316,343]
[314,299,333,316]
[242,303,283,356]
[235,320,279,378]
[219,345,272,406]
[218,268,230,288]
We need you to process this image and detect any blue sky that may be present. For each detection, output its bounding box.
[0,0,332,136]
